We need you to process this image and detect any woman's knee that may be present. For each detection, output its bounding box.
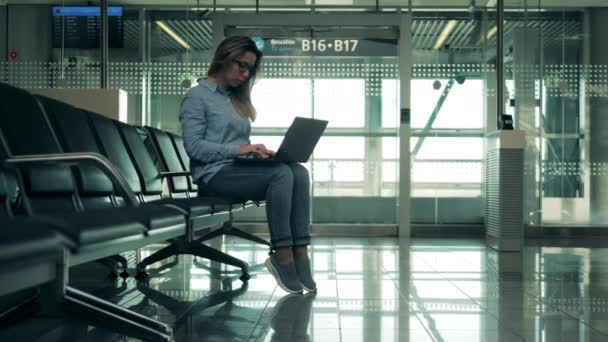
[270,163,293,184]
[289,163,310,186]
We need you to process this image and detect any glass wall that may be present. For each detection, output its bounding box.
[245,43,400,224]
[0,3,499,226]
[148,8,213,132]
[2,4,145,124]
[538,4,601,226]
[502,1,608,226]
[4,1,607,227]
[0,3,401,225]
[404,9,491,225]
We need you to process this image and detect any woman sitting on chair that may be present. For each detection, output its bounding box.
[179,36,316,294]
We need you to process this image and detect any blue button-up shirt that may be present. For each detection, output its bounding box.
[179,79,251,184]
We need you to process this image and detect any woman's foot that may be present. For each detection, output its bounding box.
[294,255,317,292]
[265,254,303,294]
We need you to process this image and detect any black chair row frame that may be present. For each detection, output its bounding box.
[0,82,273,342]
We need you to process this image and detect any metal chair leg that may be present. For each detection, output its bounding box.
[230,225,272,248]
[136,243,179,278]
[62,290,173,342]
[65,286,172,336]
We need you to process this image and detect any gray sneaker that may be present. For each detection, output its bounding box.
[294,257,317,292]
[265,255,303,294]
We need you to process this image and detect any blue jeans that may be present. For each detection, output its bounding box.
[203,162,311,249]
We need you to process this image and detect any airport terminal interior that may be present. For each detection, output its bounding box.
[1,0,608,341]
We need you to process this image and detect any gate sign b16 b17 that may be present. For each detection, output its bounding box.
[254,37,398,57]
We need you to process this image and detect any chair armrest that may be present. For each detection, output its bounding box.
[4,152,139,207]
[159,171,191,178]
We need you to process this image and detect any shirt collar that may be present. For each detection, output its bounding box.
[198,78,230,95]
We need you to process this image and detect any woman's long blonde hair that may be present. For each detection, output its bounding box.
[207,36,262,121]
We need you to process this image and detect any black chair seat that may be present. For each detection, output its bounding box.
[0,218,67,262]
[154,197,216,217]
[195,193,247,211]
[36,205,185,245]
[196,186,258,211]
[154,197,251,216]
[135,204,187,231]
[0,218,67,297]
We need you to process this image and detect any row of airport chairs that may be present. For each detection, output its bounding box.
[0,82,270,341]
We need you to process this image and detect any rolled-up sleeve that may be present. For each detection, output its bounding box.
[179,90,240,163]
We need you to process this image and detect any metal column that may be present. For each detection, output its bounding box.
[139,8,150,126]
[398,12,412,238]
[512,27,542,225]
[588,8,608,224]
[496,0,504,129]
[100,0,108,88]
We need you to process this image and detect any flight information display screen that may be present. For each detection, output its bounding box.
[52,6,124,49]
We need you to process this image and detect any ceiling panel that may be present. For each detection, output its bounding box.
[5,0,608,7]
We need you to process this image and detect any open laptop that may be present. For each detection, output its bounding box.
[235,117,328,164]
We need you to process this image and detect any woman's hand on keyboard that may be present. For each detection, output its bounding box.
[239,144,275,158]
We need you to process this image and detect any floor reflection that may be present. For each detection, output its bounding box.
[3,237,608,341]
[265,293,316,342]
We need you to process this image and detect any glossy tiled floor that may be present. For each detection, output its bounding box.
[3,236,608,341]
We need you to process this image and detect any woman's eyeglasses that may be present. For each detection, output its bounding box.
[233,60,256,75]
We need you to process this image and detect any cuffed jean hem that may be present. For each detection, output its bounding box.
[271,238,311,249]
[271,237,294,249]
[293,237,311,246]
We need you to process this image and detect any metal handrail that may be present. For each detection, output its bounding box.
[4,152,139,207]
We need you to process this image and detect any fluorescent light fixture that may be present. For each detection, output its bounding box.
[433,20,457,50]
[486,25,498,40]
[155,21,191,49]
[485,21,509,41]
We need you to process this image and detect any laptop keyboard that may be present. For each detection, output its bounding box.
[240,153,275,160]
